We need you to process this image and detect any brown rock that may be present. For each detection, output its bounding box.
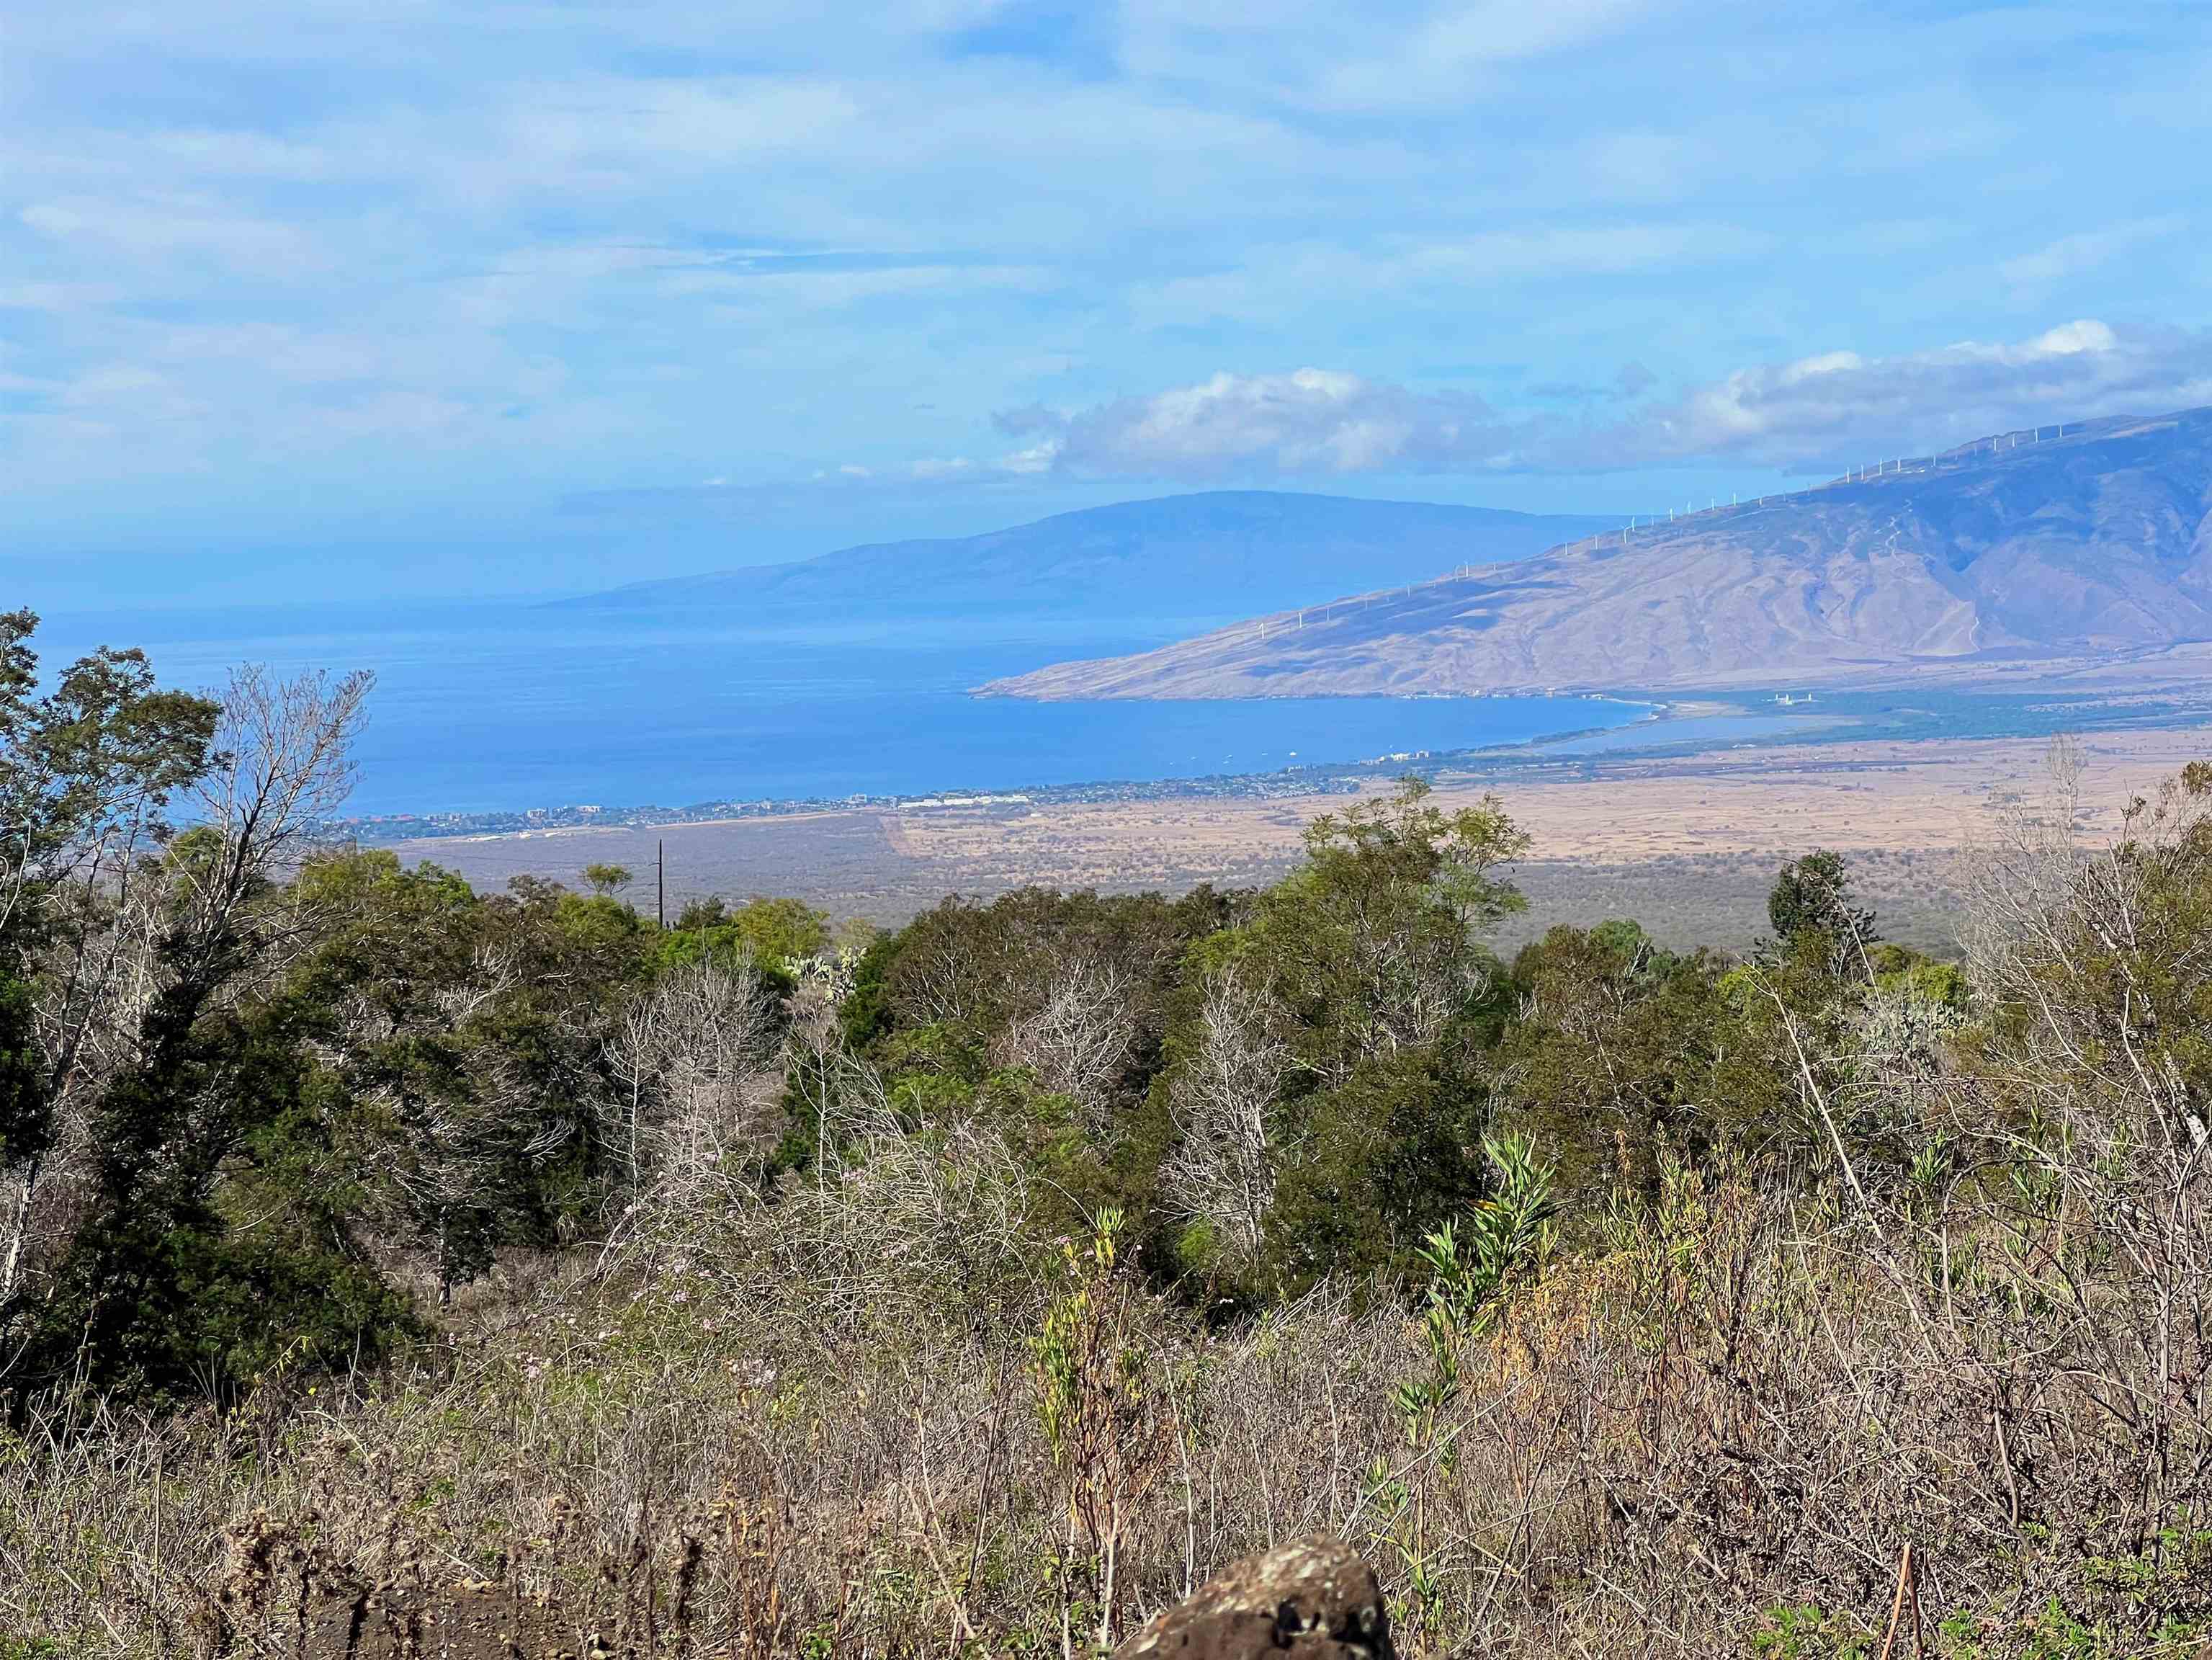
[1112,1537,1395,1659]
[290,1579,583,1659]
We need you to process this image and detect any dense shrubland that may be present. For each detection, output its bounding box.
[2,612,2210,1656]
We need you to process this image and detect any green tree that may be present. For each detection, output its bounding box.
[243,851,658,1306]
[6,665,385,1401]
[1239,778,1526,1089]
[0,612,222,1368]
[1768,849,1879,978]
[582,862,632,900]
[1493,922,1734,1224]
[664,893,830,973]
[1159,781,1530,1295]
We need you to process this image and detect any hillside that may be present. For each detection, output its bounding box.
[982,406,2212,698]
[554,491,1618,622]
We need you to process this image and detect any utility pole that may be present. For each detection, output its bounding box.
[656,839,666,930]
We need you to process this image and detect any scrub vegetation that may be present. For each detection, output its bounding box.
[3,611,2208,1658]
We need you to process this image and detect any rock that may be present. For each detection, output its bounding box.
[287,1578,581,1659]
[1112,1537,1396,1659]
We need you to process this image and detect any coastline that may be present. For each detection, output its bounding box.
[343,690,1719,845]
[367,703,2212,951]
[349,675,2212,851]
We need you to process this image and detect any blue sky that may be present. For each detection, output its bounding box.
[5,0,2210,607]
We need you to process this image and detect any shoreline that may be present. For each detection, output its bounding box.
[344,690,1750,846]
[349,677,2212,852]
[371,718,2212,949]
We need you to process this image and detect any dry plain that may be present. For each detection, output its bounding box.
[382,721,2212,955]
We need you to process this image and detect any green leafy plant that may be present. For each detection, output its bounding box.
[1371,1134,1556,1642]
[1031,1210,1167,1657]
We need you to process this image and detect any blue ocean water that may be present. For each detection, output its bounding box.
[35,602,1648,818]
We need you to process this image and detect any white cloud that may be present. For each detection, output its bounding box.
[20,195,328,275]
[1033,368,1511,478]
[1999,218,2184,290]
[5,0,2210,568]
[0,281,122,313]
[1004,321,2212,482]
[1317,0,1668,109]
[1562,318,2212,470]
[147,129,335,180]
[1399,222,1766,281]
[1114,222,1769,343]
[1121,0,1669,113]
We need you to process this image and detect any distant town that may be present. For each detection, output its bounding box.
[339,765,1373,842]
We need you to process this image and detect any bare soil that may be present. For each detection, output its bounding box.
[384,725,2211,952]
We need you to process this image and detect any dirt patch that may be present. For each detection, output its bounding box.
[382,726,2208,947]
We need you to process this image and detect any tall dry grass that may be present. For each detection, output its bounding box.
[6,1122,2207,1657]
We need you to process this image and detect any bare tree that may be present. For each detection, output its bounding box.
[1,665,372,1383]
[180,666,373,968]
[903,924,981,1030]
[1938,745,2212,1556]
[1162,967,1291,1274]
[998,956,1138,1136]
[606,953,784,1228]
[1961,734,2091,995]
[782,944,898,1191]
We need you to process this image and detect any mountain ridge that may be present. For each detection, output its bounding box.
[981,407,2212,700]
[552,491,1620,622]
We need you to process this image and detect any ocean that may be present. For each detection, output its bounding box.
[34,601,1647,818]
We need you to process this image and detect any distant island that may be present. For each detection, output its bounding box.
[552,488,1619,621]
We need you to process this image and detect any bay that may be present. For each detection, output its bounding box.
[35,602,1647,818]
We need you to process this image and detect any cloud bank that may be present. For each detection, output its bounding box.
[1580,320,2212,470]
[1006,322,2212,481]
[1038,369,1513,478]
